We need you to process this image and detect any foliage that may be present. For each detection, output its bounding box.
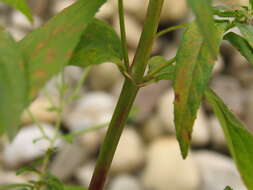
[0,0,253,190]
[173,22,225,158]
[0,30,27,139]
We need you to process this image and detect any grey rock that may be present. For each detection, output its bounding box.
[52,0,76,14]
[142,114,165,142]
[0,171,26,185]
[136,81,169,122]
[76,161,95,187]
[141,137,200,190]
[50,143,87,180]
[96,0,114,19]
[10,11,42,30]
[209,116,227,147]
[114,13,142,49]
[111,127,145,174]
[210,75,246,116]
[21,96,58,124]
[3,124,61,168]
[88,62,123,91]
[109,175,142,190]
[193,151,246,190]
[64,92,115,131]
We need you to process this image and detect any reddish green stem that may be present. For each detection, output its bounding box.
[88,1,164,189]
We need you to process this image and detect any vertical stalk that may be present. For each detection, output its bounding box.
[88,1,164,190]
[118,0,130,70]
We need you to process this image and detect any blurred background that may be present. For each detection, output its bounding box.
[0,0,252,190]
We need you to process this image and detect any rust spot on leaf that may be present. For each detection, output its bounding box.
[18,61,25,71]
[35,70,46,78]
[37,42,47,50]
[46,49,56,62]
[182,129,191,142]
[70,24,85,33]
[65,50,73,59]
[175,93,180,102]
[31,42,48,59]
[53,26,66,36]
[46,55,55,62]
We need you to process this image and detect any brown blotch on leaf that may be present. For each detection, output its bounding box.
[53,26,66,36]
[182,129,192,142]
[175,93,180,102]
[18,61,25,71]
[35,70,46,78]
[70,24,85,33]
[37,41,47,50]
[45,49,56,62]
[46,55,55,62]
[65,51,73,59]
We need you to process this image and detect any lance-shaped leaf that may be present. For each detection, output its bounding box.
[237,23,253,49]
[70,19,123,67]
[19,0,106,100]
[147,56,175,82]
[0,0,33,22]
[224,32,253,67]
[0,30,27,139]
[205,88,253,190]
[187,0,219,56]
[173,22,225,158]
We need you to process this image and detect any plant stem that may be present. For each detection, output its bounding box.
[40,72,66,183]
[118,0,130,70]
[131,0,165,82]
[88,0,164,190]
[156,23,188,38]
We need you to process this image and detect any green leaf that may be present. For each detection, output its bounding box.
[37,173,64,190]
[64,185,87,190]
[224,32,253,67]
[0,30,27,139]
[16,166,40,176]
[147,56,175,81]
[18,0,106,100]
[237,23,253,49]
[205,88,253,190]
[173,22,225,158]
[224,186,233,190]
[212,5,237,18]
[70,18,123,68]
[0,0,33,22]
[0,184,32,190]
[187,0,219,56]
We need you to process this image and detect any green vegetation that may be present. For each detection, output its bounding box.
[1,0,253,190]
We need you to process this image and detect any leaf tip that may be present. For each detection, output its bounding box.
[176,132,191,159]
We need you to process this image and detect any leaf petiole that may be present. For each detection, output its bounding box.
[144,56,176,81]
[156,23,189,38]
